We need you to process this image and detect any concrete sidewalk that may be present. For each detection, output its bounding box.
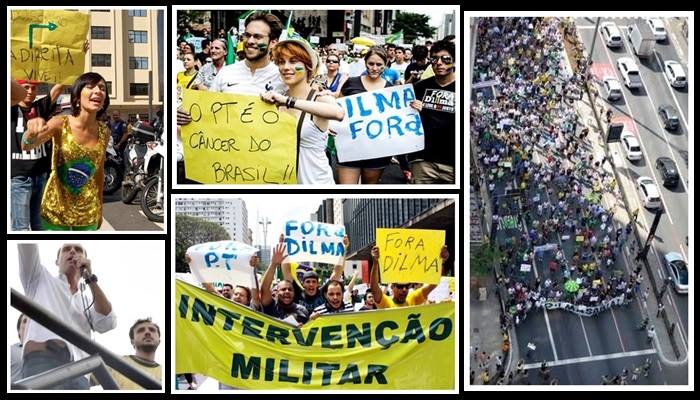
[469,273,512,385]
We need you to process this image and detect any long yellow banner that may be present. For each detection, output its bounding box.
[175,280,455,389]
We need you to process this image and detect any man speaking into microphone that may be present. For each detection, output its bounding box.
[17,243,117,389]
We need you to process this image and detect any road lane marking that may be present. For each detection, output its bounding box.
[543,307,559,361]
[653,51,689,127]
[521,348,657,369]
[579,315,594,357]
[603,23,679,225]
[610,308,627,353]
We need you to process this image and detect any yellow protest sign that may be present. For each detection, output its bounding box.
[176,280,454,389]
[180,89,298,184]
[376,228,445,285]
[11,10,88,85]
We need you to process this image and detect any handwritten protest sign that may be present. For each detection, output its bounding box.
[186,241,258,286]
[11,10,88,85]
[376,228,445,284]
[284,220,346,265]
[332,84,424,162]
[185,36,206,53]
[180,89,298,184]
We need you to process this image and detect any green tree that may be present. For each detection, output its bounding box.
[470,243,502,278]
[175,214,231,273]
[391,12,436,44]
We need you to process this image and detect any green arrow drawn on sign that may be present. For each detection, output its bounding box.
[28,22,58,49]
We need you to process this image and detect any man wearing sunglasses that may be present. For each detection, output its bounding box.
[368,245,450,308]
[408,39,456,184]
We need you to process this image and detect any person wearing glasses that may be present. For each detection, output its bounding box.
[368,245,450,308]
[408,39,456,184]
[323,54,348,97]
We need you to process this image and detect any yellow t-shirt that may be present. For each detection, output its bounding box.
[109,355,162,390]
[376,288,427,309]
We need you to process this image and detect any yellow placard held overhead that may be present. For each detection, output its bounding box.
[180,89,298,184]
[11,10,88,85]
[175,280,455,389]
[376,228,445,285]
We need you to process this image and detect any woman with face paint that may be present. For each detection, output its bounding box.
[335,46,394,184]
[21,72,110,230]
[260,39,345,185]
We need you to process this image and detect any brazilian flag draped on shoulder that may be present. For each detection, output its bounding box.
[175,280,455,389]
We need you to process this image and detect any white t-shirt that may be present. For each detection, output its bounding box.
[391,61,409,81]
[210,60,285,95]
[19,244,117,363]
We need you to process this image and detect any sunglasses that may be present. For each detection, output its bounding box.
[326,59,339,64]
[394,284,410,290]
[430,55,453,64]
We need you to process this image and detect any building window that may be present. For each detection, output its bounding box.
[129,83,149,96]
[91,53,111,66]
[105,81,112,96]
[128,10,147,17]
[129,57,149,69]
[91,26,111,40]
[128,30,148,43]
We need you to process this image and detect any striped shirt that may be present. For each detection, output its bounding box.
[313,301,354,315]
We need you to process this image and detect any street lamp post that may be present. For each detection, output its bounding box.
[259,217,271,268]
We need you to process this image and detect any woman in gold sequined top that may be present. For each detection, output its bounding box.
[22,72,110,230]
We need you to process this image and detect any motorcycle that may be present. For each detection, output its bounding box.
[121,121,157,204]
[103,136,124,195]
[140,135,165,222]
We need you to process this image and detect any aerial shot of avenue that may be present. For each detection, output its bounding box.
[469,14,691,386]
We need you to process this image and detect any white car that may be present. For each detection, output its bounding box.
[621,131,643,161]
[602,77,623,101]
[600,22,623,47]
[646,18,667,41]
[617,57,642,89]
[636,176,662,209]
[664,60,687,88]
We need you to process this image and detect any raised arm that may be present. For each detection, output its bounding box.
[420,245,450,298]
[261,242,286,307]
[330,235,350,282]
[369,246,384,304]
[279,234,294,282]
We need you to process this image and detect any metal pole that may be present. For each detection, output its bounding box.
[11,288,161,390]
[14,354,118,390]
[636,208,663,262]
[148,69,153,122]
[589,17,601,62]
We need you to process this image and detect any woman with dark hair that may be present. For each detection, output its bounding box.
[335,46,393,184]
[22,72,110,230]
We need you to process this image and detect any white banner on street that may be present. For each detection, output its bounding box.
[332,84,425,162]
[186,241,257,286]
[283,219,346,265]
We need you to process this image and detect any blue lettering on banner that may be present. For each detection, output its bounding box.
[284,220,346,259]
[204,251,239,270]
[341,86,423,141]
